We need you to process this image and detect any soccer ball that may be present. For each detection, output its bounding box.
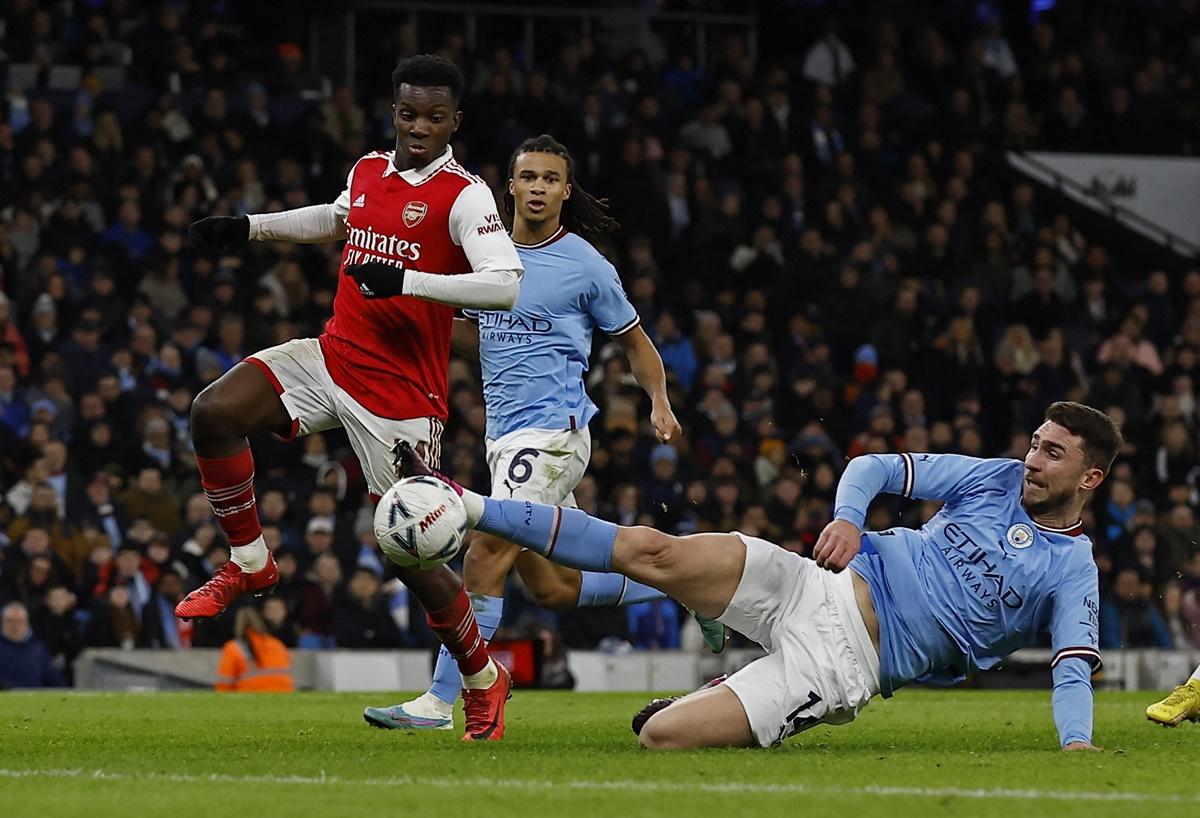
[374,475,468,569]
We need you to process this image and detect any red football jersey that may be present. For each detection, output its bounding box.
[319,149,507,420]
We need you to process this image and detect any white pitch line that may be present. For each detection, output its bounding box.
[0,767,1196,804]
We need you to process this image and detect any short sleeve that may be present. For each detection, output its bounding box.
[588,259,640,336]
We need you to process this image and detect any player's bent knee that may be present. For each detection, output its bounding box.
[466,531,520,561]
[463,533,519,574]
[190,386,236,439]
[529,582,578,611]
[637,712,689,751]
[637,717,671,750]
[625,527,678,573]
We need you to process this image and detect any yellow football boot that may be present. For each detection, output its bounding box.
[1146,680,1200,726]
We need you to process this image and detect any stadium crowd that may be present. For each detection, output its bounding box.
[2,1,1200,687]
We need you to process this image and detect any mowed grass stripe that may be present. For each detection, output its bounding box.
[2,766,1198,804]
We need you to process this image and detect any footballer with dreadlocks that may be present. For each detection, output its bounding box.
[363,134,728,731]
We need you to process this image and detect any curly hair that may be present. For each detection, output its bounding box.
[504,134,620,246]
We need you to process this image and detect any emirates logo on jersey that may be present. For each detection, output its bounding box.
[403,201,428,228]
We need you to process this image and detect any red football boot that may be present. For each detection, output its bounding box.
[174,553,279,619]
[461,660,512,742]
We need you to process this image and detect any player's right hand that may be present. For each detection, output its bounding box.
[650,400,682,443]
[188,215,250,251]
[345,261,406,298]
[813,519,862,572]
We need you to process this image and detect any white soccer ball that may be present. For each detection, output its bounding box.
[374,475,468,569]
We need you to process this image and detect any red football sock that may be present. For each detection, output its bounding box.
[196,448,262,547]
[426,587,490,677]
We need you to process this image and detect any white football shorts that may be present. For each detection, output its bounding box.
[719,534,881,747]
[245,338,442,497]
[484,426,591,507]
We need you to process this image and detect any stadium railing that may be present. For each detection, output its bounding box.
[66,647,1200,693]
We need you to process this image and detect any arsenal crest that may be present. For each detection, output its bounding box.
[403,201,428,228]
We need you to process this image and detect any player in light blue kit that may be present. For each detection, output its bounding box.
[365,135,723,731]
[394,401,1120,750]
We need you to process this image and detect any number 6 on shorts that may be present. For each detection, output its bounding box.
[507,448,541,484]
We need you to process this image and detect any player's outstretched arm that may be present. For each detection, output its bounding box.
[190,160,357,252]
[816,454,910,571]
[400,183,522,310]
[189,197,349,251]
[245,203,349,244]
[816,453,1002,571]
[613,325,681,443]
[834,452,1007,529]
[188,214,252,252]
[403,266,521,310]
[1049,562,1102,750]
[1052,658,1099,751]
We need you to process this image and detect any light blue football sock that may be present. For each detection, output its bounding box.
[578,571,666,606]
[428,593,504,706]
[477,498,616,572]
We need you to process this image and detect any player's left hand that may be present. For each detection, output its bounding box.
[345,261,406,298]
[813,519,862,572]
[650,401,682,443]
[1062,741,1102,752]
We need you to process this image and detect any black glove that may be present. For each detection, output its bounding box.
[188,216,250,252]
[345,261,406,299]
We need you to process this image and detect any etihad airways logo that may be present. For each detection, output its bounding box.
[346,224,421,263]
[476,311,553,345]
[939,522,1025,610]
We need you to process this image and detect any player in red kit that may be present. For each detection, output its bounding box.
[179,55,520,740]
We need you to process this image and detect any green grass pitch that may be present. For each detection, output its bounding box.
[1,689,1196,817]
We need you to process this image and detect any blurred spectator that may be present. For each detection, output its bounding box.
[30,585,83,683]
[117,466,182,536]
[333,566,405,649]
[140,568,192,649]
[296,553,340,648]
[84,583,141,650]
[261,595,297,648]
[93,540,155,612]
[802,24,855,87]
[0,600,66,688]
[214,606,294,692]
[626,599,682,649]
[1100,568,1173,648]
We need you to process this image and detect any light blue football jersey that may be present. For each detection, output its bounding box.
[839,453,1100,745]
[465,227,639,441]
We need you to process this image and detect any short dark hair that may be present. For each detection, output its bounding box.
[1044,401,1123,474]
[392,54,464,103]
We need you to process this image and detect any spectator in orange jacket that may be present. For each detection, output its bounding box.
[214,607,294,692]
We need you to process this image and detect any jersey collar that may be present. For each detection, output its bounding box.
[1032,519,1084,537]
[512,226,568,249]
[383,146,454,183]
